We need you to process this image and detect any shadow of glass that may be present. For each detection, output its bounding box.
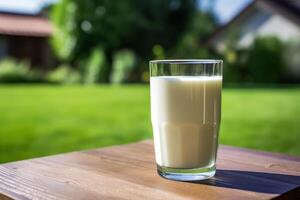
[195,169,300,194]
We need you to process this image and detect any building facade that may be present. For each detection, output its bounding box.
[0,12,55,70]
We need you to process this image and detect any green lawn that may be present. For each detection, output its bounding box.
[0,85,299,163]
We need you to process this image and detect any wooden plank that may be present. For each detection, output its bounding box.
[0,140,299,200]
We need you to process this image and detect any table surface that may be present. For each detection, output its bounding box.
[0,140,299,200]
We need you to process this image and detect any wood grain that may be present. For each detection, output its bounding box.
[0,140,299,200]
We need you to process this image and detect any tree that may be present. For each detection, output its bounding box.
[51,0,198,82]
[222,36,285,83]
[171,10,217,59]
[245,36,284,83]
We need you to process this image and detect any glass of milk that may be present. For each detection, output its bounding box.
[150,59,223,181]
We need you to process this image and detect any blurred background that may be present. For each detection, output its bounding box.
[0,0,299,163]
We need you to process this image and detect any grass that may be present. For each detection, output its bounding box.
[0,85,299,163]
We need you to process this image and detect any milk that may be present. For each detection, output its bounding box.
[150,76,222,169]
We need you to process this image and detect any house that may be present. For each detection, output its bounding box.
[0,11,55,70]
[206,0,300,52]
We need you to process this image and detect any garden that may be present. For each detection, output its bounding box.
[0,0,300,163]
[0,85,299,163]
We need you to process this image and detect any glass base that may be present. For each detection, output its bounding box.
[157,164,216,181]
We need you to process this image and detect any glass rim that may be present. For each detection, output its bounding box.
[150,59,223,65]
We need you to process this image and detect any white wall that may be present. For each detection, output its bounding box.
[238,12,300,47]
[211,5,300,51]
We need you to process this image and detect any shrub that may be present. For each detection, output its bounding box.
[0,58,44,83]
[84,47,107,84]
[222,50,240,83]
[245,36,284,83]
[111,50,136,84]
[47,65,81,84]
[283,39,300,81]
[222,36,285,84]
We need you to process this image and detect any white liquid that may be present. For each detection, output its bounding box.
[150,76,222,169]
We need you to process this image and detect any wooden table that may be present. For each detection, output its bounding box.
[0,140,299,200]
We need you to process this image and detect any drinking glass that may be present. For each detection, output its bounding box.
[150,59,223,181]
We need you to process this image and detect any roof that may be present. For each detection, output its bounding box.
[0,12,52,37]
[204,0,300,46]
[262,0,300,26]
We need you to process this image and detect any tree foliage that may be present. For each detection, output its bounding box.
[172,11,216,59]
[111,50,136,84]
[84,47,107,84]
[223,36,285,83]
[51,0,197,64]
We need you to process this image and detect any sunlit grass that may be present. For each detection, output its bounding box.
[0,85,299,163]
